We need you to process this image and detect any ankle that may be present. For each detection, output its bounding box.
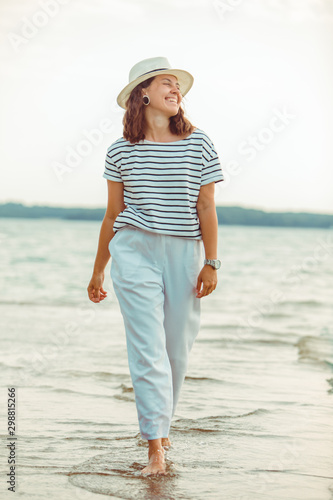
[148,441,164,459]
[149,448,164,460]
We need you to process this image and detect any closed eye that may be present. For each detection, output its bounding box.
[164,82,180,90]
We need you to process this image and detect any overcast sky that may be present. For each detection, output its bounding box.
[1,0,332,213]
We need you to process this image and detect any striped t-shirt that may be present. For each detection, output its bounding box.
[103,127,224,240]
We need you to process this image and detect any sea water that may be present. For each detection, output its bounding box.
[0,218,332,500]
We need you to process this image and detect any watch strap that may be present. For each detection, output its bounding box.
[204,258,221,269]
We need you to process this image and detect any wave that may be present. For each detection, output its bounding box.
[197,336,296,348]
[114,384,135,403]
[172,409,270,434]
[0,300,84,308]
[0,360,26,370]
[35,385,113,398]
[296,335,333,367]
[32,381,136,401]
[286,300,323,307]
[185,376,222,382]
[54,369,130,382]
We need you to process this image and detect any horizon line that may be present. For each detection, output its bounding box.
[0,201,333,217]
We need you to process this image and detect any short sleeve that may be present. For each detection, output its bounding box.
[201,136,224,186]
[103,145,122,182]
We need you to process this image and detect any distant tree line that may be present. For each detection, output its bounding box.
[0,202,332,229]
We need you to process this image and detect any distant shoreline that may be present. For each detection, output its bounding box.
[0,202,332,229]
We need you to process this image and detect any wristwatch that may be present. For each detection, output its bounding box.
[204,259,221,270]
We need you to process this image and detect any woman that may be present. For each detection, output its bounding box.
[87,56,224,476]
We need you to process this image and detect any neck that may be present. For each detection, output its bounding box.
[143,109,172,141]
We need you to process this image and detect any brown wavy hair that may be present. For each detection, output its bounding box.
[122,76,196,144]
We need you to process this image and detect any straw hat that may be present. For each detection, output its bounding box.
[116,56,194,110]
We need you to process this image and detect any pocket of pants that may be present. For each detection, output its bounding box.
[185,240,203,285]
[109,234,116,254]
[109,228,123,255]
[110,227,144,280]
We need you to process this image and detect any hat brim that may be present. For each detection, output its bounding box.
[116,68,194,110]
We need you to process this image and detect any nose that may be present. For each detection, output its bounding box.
[172,86,181,98]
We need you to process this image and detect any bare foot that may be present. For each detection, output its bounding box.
[140,448,167,476]
[161,437,171,449]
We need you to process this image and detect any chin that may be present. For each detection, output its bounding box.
[166,107,179,117]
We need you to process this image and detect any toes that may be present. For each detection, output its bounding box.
[141,465,167,476]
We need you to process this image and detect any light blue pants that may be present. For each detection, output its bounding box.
[109,225,202,440]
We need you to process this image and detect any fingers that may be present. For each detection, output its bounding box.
[195,277,217,298]
[87,285,107,303]
[88,288,99,303]
[196,283,216,298]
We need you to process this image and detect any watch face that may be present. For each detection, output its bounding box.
[215,260,221,269]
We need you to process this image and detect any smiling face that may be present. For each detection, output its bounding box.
[141,74,182,117]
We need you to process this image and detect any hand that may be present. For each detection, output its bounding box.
[195,265,217,298]
[87,272,107,303]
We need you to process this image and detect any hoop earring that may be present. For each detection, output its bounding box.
[143,95,150,106]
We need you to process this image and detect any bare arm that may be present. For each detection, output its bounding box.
[87,180,126,302]
[195,182,219,298]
